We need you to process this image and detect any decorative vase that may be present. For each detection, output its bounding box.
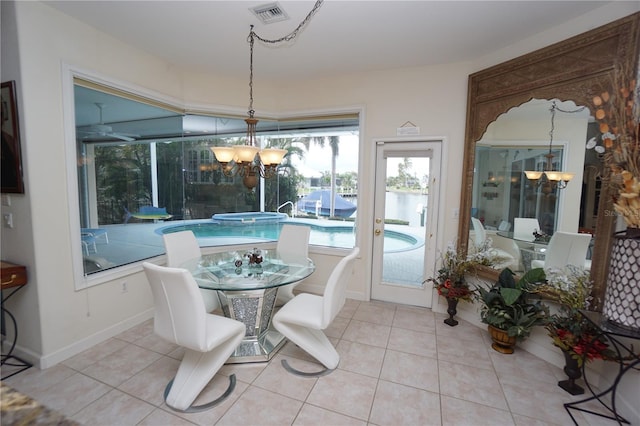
[602,229,640,332]
[444,298,459,327]
[558,349,584,395]
[488,325,516,354]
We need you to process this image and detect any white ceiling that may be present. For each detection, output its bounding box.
[47,0,614,82]
[49,0,625,137]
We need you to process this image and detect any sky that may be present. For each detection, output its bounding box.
[290,134,359,176]
[290,134,430,180]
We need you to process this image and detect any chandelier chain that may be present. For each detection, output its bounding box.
[250,0,324,45]
[548,101,589,151]
[247,0,324,116]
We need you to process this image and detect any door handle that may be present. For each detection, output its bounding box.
[374,229,381,236]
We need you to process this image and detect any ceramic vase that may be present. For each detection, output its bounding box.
[602,230,640,331]
[444,298,459,327]
[558,349,585,395]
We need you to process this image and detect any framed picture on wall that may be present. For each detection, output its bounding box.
[1,80,25,193]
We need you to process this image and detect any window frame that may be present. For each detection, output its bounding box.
[63,66,363,290]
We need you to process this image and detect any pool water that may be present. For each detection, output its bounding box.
[158,221,423,253]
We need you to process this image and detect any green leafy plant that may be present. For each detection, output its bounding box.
[532,265,616,366]
[477,268,549,340]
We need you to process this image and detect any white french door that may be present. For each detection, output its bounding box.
[371,140,441,307]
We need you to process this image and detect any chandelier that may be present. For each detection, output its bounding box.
[210,1,324,191]
[523,101,583,191]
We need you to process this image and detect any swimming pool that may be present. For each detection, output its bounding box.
[158,220,423,253]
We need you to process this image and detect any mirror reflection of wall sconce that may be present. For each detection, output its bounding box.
[482,171,501,187]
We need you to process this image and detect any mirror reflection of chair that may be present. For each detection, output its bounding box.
[530,231,592,270]
[275,224,311,306]
[273,247,359,377]
[513,218,541,242]
[163,231,220,313]
[142,262,245,413]
[498,220,511,232]
[470,218,520,270]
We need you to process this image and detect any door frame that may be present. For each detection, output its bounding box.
[369,137,444,307]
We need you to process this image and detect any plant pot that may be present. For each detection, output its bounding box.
[444,298,459,327]
[602,229,640,332]
[558,349,584,395]
[488,325,516,354]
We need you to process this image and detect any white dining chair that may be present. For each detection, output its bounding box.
[273,247,359,376]
[142,262,245,412]
[163,231,220,313]
[530,231,592,270]
[275,224,311,306]
[470,217,519,270]
[513,218,541,242]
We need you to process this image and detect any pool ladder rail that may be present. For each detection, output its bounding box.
[277,201,297,217]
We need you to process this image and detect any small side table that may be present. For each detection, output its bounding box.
[564,310,640,425]
[1,261,32,379]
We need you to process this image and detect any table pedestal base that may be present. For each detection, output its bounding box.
[228,329,287,363]
[218,287,285,363]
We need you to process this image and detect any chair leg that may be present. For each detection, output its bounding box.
[163,331,243,411]
[164,374,236,413]
[281,359,334,377]
[273,322,340,370]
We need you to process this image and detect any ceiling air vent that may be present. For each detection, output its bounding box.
[250,2,289,25]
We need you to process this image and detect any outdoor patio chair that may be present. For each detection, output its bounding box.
[81,233,97,255]
[81,228,109,244]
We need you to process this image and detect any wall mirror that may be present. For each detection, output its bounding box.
[474,99,594,240]
[458,13,639,307]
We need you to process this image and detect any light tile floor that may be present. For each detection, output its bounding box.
[3,299,620,426]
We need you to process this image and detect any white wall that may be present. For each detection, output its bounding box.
[1,2,638,420]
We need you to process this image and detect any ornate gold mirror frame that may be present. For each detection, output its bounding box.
[458,12,640,308]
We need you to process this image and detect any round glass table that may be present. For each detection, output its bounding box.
[497,231,548,270]
[180,250,315,363]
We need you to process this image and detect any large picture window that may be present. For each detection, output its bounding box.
[74,82,359,275]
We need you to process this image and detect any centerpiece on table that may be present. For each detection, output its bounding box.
[587,75,640,331]
[426,241,505,327]
[532,265,616,395]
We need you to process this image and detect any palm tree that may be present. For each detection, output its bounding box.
[305,136,340,217]
[262,137,309,212]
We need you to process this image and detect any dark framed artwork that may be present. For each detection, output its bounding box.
[1,80,24,193]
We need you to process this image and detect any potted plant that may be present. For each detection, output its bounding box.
[477,267,548,354]
[531,265,616,395]
[427,242,507,326]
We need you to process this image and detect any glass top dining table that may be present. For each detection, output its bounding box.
[180,250,315,363]
[180,250,315,291]
[496,231,550,245]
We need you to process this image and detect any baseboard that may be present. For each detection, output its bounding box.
[38,308,153,369]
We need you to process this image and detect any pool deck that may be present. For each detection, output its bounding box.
[83,218,426,287]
